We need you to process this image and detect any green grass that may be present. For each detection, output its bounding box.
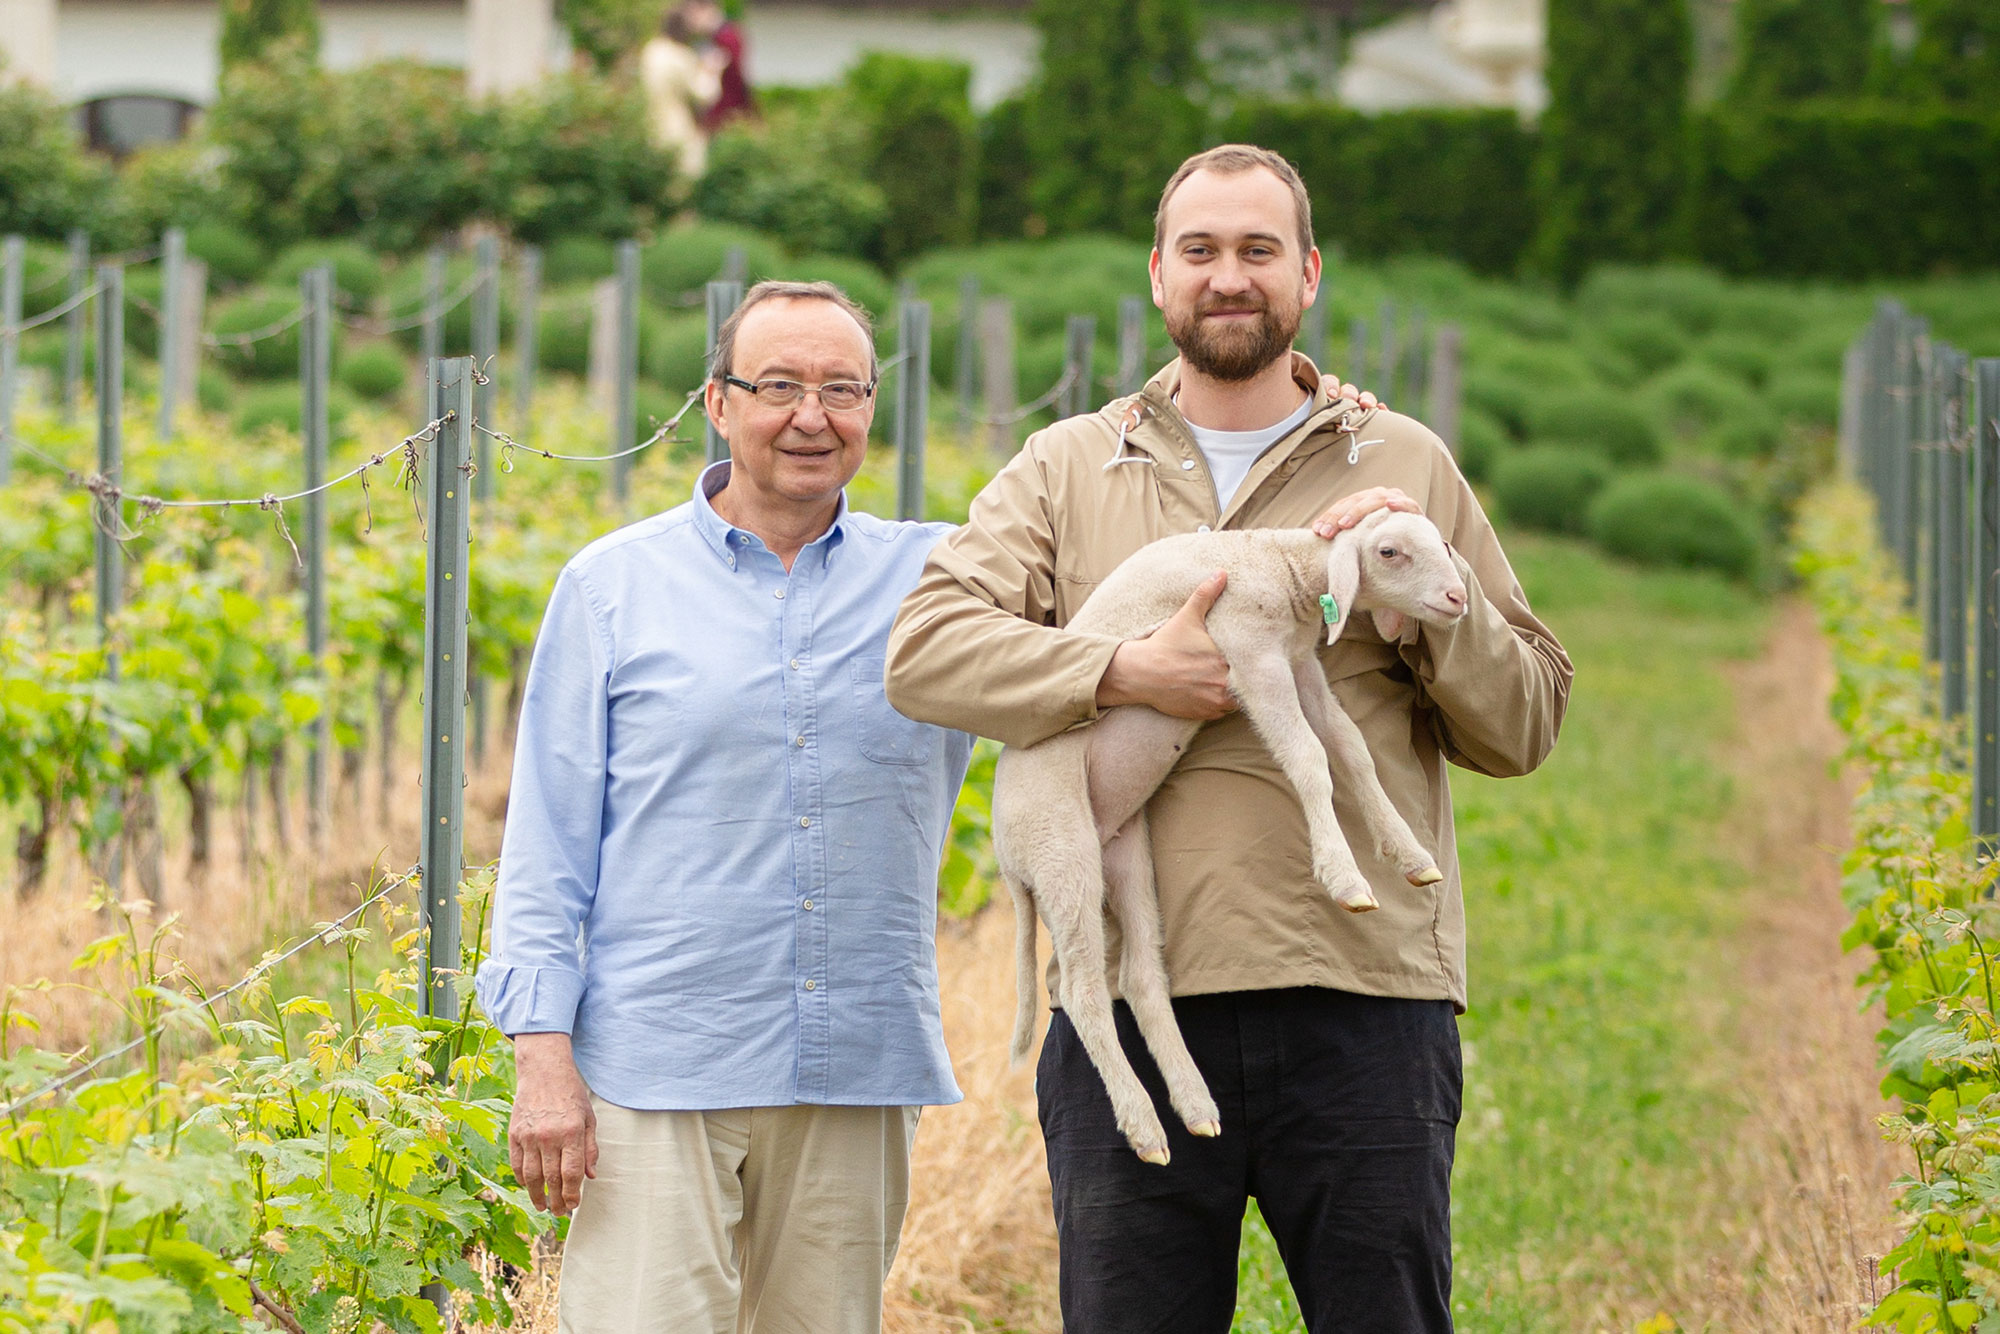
[1231,535,1770,1331]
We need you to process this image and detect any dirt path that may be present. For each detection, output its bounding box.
[1653,597,1902,1330]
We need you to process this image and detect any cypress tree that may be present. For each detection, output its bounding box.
[1905,0,2000,109]
[219,0,320,69]
[1729,0,1873,102]
[1533,0,1693,287]
[1021,0,1207,241]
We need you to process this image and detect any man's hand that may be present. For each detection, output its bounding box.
[509,1032,598,1217]
[1311,487,1423,540]
[1320,375,1383,411]
[1096,571,1238,719]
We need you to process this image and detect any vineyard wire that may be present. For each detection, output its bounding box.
[473,386,703,468]
[9,281,105,336]
[340,264,486,336]
[204,302,309,349]
[0,863,425,1120]
[972,364,1078,426]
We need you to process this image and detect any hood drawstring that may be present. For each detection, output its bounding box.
[1103,400,1153,472]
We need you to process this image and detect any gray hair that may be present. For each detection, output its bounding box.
[707,280,879,384]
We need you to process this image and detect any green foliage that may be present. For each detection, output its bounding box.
[975,97,1035,242]
[115,140,243,243]
[271,240,386,304]
[772,254,894,324]
[1534,0,1693,286]
[543,234,619,285]
[1453,405,1510,484]
[843,54,979,264]
[0,877,545,1333]
[1794,483,2000,1327]
[642,312,709,392]
[1587,472,1760,577]
[1463,367,1535,441]
[1766,366,1841,428]
[0,80,112,241]
[218,0,319,69]
[1888,0,2000,110]
[1490,446,1612,534]
[337,342,409,403]
[234,381,356,437]
[531,283,598,376]
[1221,103,1537,276]
[640,222,785,302]
[1645,361,1766,445]
[313,62,493,254]
[209,287,315,381]
[558,0,655,73]
[185,222,270,288]
[490,73,677,243]
[1528,388,1665,466]
[694,98,887,259]
[1021,0,1206,241]
[1686,103,2000,279]
[1728,0,1872,102]
[1591,312,1688,380]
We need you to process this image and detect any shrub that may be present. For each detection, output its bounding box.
[234,380,355,436]
[1728,0,1871,103]
[121,267,165,359]
[490,73,676,243]
[115,140,243,242]
[1575,264,1730,336]
[641,222,785,302]
[1221,102,1537,276]
[534,283,595,375]
[1644,364,1763,443]
[843,53,977,263]
[219,0,319,69]
[1702,399,1783,458]
[382,256,515,353]
[0,79,112,240]
[644,312,709,390]
[1534,0,1692,285]
[1463,368,1534,441]
[1587,472,1761,578]
[270,240,385,304]
[1528,388,1665,466]
[204,51,340,248]
[1594,312,1687,379]
[196,366,235,413]
[210,286,318,380]
[1022,0,1205,242]
[1452,406,1510,484]
[322,62,493,253]
[1491,447,1612,534]
[694,98,887,259]
[1694,331,1775,387]
[185,221,269,287]
[1766,367,1840,428]
[543,235,619,285]
[338,341,408,402]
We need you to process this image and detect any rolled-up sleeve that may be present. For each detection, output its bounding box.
[474,567,610,1036]
[886,442,1123,747]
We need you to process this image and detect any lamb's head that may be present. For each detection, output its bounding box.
[1324,510,1469,645]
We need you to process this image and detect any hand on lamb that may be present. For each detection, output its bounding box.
[1312,486,1423,539]
[1096,571,1240,720]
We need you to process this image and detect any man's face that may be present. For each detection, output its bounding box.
[1150,167,1321,382]
[704,298,875,516]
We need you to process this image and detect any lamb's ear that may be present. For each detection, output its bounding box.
[1371,608,1408,642]
[1323,530,1361,646]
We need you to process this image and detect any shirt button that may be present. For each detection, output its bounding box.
[799,816,811,828]
[802,899,814,911]
[804,979,816,991]
[790,658,800,670]
[1180,459,1196,471]
[774,588,786,600]
[796,735,806,746]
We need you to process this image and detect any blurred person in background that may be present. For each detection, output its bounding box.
[688,0,755,131]
[641,3,724,178]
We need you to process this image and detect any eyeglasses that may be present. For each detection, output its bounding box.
[723,375,876,413]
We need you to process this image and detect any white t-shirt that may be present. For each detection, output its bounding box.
[1184,394,1314,512]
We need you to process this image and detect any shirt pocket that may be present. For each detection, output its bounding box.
[850,657,936,766]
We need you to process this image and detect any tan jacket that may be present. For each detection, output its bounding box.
[885,355,1572,1010]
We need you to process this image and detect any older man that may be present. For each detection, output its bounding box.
[886,146,1572,1331]
[474,281,972,1334]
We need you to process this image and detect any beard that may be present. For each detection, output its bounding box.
[1165,289,1303,382]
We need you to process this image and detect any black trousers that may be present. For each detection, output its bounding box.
[1037,987,1460,1334]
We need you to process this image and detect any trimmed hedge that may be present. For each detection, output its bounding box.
[1220,103,1536,277]
[1587,472,1761,579]
[845,53,978,263]
[1687,104,2000,279]
[1490,447,1611,535]
[1527,388,1665,467]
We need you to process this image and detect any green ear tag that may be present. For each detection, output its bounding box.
[1320,593,1339,625]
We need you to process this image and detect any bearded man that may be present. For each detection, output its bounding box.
[884,145,1572,1332]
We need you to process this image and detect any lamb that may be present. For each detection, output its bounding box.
[992,509,1470,1164]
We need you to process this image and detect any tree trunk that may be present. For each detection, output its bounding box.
[268,742,290,850]
[124,778,164,909]
[179,766,212,891]
[15,798,55,901]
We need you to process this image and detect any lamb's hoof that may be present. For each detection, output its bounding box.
[1136,1145,1171,1166]
[1340,892,1379,914]
[1188,1119,1221,1138]
[1408,866,1444,887]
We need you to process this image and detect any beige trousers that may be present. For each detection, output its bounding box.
[556,1097,919,1334]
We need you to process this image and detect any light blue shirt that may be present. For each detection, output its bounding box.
[474,462,974,1109]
